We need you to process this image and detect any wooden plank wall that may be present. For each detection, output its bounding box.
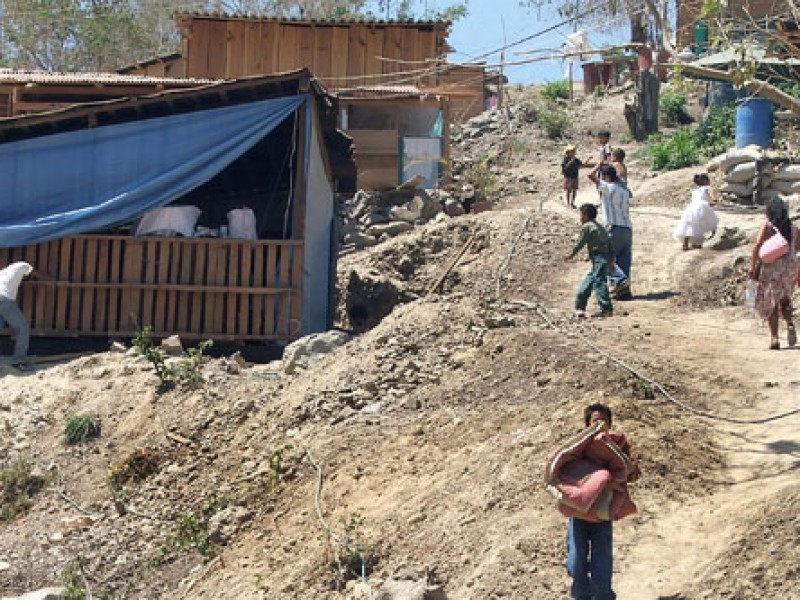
[182,18,447,88]
[0,236,304,341]
[433,66,486,123]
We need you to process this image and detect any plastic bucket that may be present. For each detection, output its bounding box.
[735,98,774,149]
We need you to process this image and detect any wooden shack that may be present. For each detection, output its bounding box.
[118,14,486,123]
[174,14,449,88]
[0,69,353,344]
[337,86,448,190]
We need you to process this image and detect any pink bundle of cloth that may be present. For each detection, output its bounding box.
[544,421,639,522]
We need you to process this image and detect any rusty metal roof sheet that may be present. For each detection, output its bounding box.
[0,69,216,86]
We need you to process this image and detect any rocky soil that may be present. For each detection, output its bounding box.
[2,86,800,600]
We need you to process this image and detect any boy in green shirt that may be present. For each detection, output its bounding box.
[563,203,614,318]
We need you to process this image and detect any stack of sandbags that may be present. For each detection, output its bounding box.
[706,146,767,202]
[767,164,800,204]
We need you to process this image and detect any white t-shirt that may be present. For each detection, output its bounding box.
[0,262,33,300]
[597,181,633,229]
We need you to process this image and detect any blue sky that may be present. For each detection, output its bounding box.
[447,0,630,84]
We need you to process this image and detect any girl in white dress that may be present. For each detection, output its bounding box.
[674,173,718,250]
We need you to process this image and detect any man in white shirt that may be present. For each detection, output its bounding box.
[588,165,633,300]
[0,261,35,366]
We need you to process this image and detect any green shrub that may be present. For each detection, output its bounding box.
[694,104,735,157]
[593,84,607,98]
[64,414,101,445]
[775,81,800,98]
[541,80,570,102]
[464,156,498,201]
[132,326,212,388]
[648,128,699,171]
[538,106,571,139]
[660,92,692,125]
[1,460,47,521]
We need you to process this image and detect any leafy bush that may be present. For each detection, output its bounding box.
[648,128,699,171]
[64,414,101,445]
[660,92,692,125]
[132,326,212,388]
[1,460,47,521]
[775,81,800,98]
[464,156,498,201]
[541,80,570,102]
[538,106,571,139]
[694,104,735,157]
[593,84,607,98]
[132,326,172,383]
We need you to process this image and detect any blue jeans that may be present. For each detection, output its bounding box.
[608,226,632,286]
[575,256,613,312]
[0,298,30,360]
[566,518,616,600]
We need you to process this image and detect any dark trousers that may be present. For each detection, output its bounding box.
[575,256,613,312]
[608,225,632,283]
[566,518,616,600]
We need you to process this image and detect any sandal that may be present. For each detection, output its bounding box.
[770,339,780,350]
[788,324,797,347]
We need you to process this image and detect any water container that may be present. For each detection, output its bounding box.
[693,20,709,55]
[736,98,774,149]
[744,280,757,312]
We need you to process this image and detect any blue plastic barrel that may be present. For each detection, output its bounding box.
[735,98,774,149]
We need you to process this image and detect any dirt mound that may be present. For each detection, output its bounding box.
[689,484,800,599]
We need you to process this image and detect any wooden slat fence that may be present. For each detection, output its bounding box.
[0,235,304,341]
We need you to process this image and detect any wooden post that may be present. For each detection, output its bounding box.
[624,70,660,141]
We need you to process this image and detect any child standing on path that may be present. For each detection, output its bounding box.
[596,130,612,166]
[610,148,628,187]
[563,404,640,600]
[564,204,615,318]
[562,145,583,209]
[673,173,718,250]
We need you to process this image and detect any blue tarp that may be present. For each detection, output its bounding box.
[0,95,306,248]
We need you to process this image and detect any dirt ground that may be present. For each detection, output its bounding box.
[1,89,799,600]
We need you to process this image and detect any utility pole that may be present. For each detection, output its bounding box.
[569,0,580,102]
[498,17,506,110]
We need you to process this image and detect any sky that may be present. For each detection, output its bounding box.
[447,0,630,84]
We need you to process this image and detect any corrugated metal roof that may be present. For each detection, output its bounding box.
[0,69,216,86]
[342,84,424,96]
[177,11,450,26]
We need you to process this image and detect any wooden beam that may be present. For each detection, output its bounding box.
[743,79,800,116]
[658,63,800,116]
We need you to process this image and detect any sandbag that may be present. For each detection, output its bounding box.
[770,179,800,194]
[136,206,202,237]
[724,161,757,183]
[707,146,763,173]
[227,208,258,240]
[719,181,755,197]
[773,164,800,182]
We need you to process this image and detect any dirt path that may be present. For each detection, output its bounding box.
[538,186,800,598]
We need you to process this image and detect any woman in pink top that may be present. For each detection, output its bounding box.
[748,198,800,350]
